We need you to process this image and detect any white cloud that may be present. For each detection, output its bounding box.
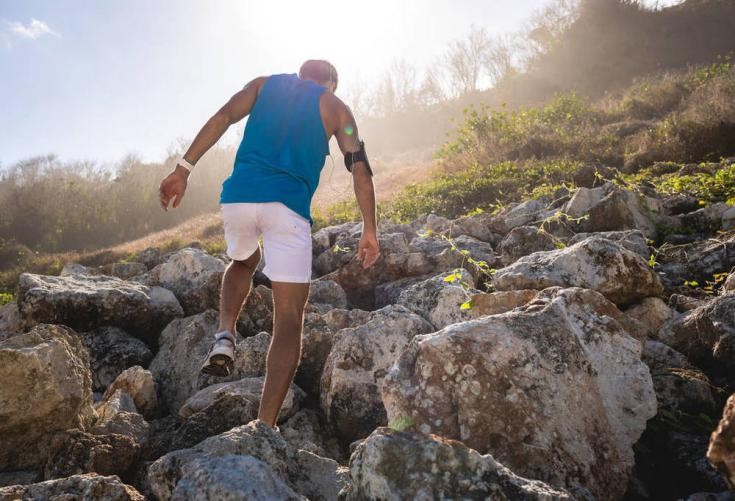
[7,18,60,40]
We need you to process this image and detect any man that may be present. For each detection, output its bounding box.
[158,60,380,428]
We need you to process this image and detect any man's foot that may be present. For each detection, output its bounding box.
[201,331,236,377]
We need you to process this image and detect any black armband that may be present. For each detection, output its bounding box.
[344,140,373,177]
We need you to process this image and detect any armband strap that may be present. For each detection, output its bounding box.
[344,140,373,177]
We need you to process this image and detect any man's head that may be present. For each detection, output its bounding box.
[299,59,338,93]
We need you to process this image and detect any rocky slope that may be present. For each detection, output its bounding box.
[1,179,734,500]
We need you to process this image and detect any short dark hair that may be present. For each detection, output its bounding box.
[299,60,338,90]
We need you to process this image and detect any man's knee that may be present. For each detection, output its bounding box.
[233,246,261,272]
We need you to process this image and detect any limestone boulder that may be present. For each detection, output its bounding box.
[44,430,140,480]
[16,273,183,343]
[149,310,270,413]
[321,308,371,332]
[279,409,343,462]
[466,289,539,316]
[0,324,96,470]
[497,225,557,265]
[382,287,657,499]
[308,279,348,311]
[373,274,432,308]
[568,229,650,259]
[624,297,678,338]
[0,474,144,500]
[396,269,479,329]
[562,182,663,238]
[656,235,735,292]
[642,340,716,417]
[493,236,663,306]
[142,247,225,316]
[295,312,341,397]
[102,366,158,420]
[179,376,304,424]
[79,327,153,391]
[92,389,149,445]
[147,419,349,501]
[320,304,434,444]
[658,293,735,373]
[491,198,553,234]
[708,393,735,490]
[0,301,23,340]
[344,427,571,500]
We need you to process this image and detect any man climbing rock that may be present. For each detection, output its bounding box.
[157,60,381,428]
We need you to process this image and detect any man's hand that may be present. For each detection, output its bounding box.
[357,231,381,269]
[158,165,189,211]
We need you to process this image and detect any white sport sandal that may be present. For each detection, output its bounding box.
[201,330,236,377]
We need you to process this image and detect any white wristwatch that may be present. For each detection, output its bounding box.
[177,156,196,173]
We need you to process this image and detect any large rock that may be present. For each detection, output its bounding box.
[44,429,140,480]
[642,340,716,416]
[493,236,663,306]
[624,297,677,338]
[396,269,479,329]
[344,427,571,500]
[382,287,657,499]
[0,301,23,340]
[0,324,96,470]
[16,273,183,343]
[497,225,557,265]
[658,293,735,374]
[102,366,159,420]
[466,289,539,316]
[79,326,153,391]
[147,419,349,501]
[0,473,144,500]
[149,310,271,413]
[308,279,348,311]
[708,393,735,490]
[168,455,305,500]
[320,305,434,444]
[567,229,650,259]
[142,247,225,316]
[656,235,735,292]
[562,182,663,238]
[295,312,341,397]
[179,376,304,423]
[279,409,343,462]
[92,389,149,445]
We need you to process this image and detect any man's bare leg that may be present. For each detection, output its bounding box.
[257,280,310,427]
[218,246,261,334]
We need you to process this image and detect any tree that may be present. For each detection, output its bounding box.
[443,25,492,96]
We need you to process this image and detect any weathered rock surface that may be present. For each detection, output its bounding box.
[568,229,650,259]
[467,289,539,316]
[396,269,478,329]
[562,182,663,238]
[179,376,304,423]
[656,235,735,291]
[44,429,140,480]
[147,419,349,501]
[493,236,663,306]
[0,324,95,470]
[344,427,571,500]
[279,409,343,462]
[625,297,677,338]
[92,389,149,445]
[149,310,270,413]
[102,366,158,420]
[382,287,657,499]
[320,304,434,443]
[0,473,144,500]
[295,312,340,397]
[141,247,225,316]
[708,393,735,490]
[497,225,557,265]
[0,302,23,340]
[658,293,735,373]
[79,326,153,391]
[16,273,183,342]
[642,341,716,416]
[308,279,348,311]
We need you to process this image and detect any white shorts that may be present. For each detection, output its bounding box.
[221,202,312,283]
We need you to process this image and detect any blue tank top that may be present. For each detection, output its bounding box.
[220,73,329,226]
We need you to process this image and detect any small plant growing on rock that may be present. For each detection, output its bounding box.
[388,415,415,432]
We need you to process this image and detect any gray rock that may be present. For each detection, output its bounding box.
[498,225,557,265]
[656,235,735,291]
[344,427,571,500]
[44,429,140,480]
[92,389,149,446]
[149,310,271,413]
[493,236,663,306]
[96,262,148,280]
[0,473,144,500]
[308,279,348,310]
[382,287,656,499]
[79,326,153,391]
[142,247,225,316]
[373,274,432,308]
[320,304,434,443]
[16,273,183,343]
[102,366,159,420]
[0,301,23,341]
[396,269,478,329]
[320,308,371,332]
[624,297,677,338]
[148,419,348,501]
[567,229,650,259]
[0,324,95,470]
[171,455,305,500]
[279,409,343,462]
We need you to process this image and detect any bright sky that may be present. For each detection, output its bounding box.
[0,0,681,168]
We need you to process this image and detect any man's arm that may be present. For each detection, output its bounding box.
[158,76,266,211]
[334,104,380,268]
